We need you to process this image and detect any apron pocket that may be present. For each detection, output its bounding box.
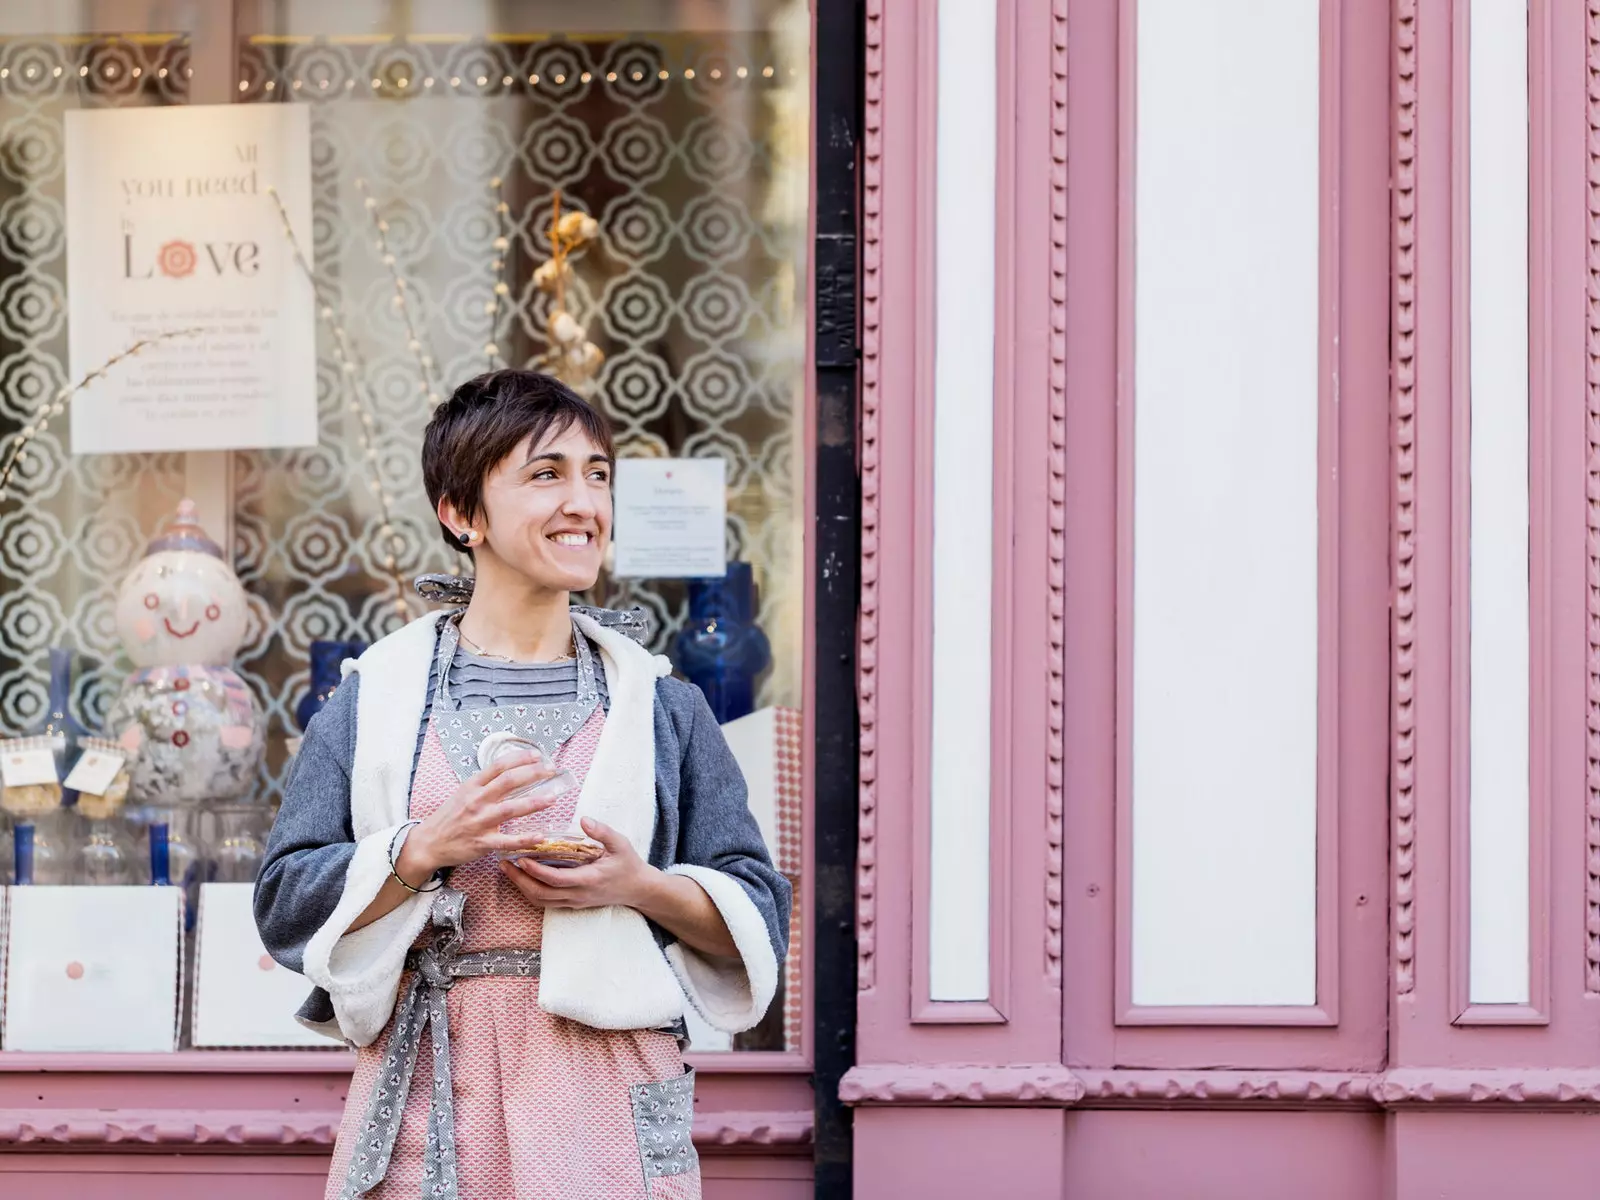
[629,1067,700,1192]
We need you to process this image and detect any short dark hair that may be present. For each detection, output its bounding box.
[422,370,615,555]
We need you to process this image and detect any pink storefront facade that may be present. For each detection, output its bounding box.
[847,0,1600,1196]
[3,1,1599,1197]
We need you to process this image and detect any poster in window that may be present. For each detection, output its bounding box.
[64,104,316,455]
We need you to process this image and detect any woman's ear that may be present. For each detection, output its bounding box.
[438,496,467,536]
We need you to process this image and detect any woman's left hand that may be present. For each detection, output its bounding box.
[498,817,654,910]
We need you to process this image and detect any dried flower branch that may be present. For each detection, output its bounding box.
[0,328,202,500]
[267,185,415,619]
[355,176,442,409]
[487,176,512,370]
[534,190,603,396]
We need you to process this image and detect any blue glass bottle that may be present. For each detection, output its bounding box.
[671,561,771,724]
[11,647,87,882]
[297,640,367,731]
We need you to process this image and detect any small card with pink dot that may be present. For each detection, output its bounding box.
[2,885,181,1052]
[192,882,333,1048]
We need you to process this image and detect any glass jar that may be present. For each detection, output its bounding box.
[12,808,72,886]
[211,805,267,883]
[71,809,138,886]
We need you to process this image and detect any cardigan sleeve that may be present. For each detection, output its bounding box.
[254,674,360,974]
[657,680,792,1033]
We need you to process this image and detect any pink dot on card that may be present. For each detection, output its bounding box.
[65,962,84,980]
[257,955,276,972]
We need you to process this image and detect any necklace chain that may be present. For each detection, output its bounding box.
[456,623,576,664]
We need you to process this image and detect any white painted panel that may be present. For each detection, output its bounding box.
[928,0,997,1004]
[1467,0,1530,1007]
[1131,0,1321,1007]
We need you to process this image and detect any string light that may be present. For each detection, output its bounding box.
[267,186,415,619]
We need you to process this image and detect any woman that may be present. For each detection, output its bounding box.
[255,369,790,1200]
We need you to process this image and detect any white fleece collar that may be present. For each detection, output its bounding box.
[338,608,688,1031]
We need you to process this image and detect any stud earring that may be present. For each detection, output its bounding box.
[458,530,477,547]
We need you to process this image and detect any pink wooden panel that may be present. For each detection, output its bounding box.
[1391,0,1596,1070]
[904,0,1011,1025]
[856,1108,1065,1200]
[1445,0,1553,1028]
[1064,0,1390,1067]
[1112,0,1344,1028]
[1064,1110,1383,1200]
[0,1152,812,1200]
[855,0,1064,1068]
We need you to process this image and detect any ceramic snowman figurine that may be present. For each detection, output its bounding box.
[105,500,265,808]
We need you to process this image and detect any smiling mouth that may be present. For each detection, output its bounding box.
[164,619,200,639]
[548,532,594,548]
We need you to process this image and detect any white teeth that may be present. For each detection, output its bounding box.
[553,533,589,547]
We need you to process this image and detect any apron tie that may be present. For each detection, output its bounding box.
[338,888,541,1199]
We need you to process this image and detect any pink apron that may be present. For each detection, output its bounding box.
[324,705,702,1200]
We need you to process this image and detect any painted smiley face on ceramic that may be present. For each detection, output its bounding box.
[113,501,249,668]
[115,550,248,667]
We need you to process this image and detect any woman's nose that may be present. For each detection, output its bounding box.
[562,480,597,516]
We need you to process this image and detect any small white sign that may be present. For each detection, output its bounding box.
[613,457,727,578]
[3,886,181,1052]
[65,104,317,454]
[0,736,62,788]
[193,883,331,1048]
[63,748,126,796]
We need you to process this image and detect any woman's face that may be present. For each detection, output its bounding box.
[470,421,612,593]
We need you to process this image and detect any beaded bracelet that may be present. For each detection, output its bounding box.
[388,819,444,894]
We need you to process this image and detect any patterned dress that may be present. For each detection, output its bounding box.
[324,704,703,1200]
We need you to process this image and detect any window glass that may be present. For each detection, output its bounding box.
[0,2,809,1056]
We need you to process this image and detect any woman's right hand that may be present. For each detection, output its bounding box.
[396,751,562,880]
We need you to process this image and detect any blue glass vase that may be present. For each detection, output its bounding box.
[31,647,88,805]
[297,639,367,731]
[671,562,771,724]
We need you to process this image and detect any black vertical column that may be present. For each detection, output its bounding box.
[811,1,862,1197]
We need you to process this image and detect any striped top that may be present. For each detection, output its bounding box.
[411,634,610,778]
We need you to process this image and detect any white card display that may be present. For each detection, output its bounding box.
[3,886,181,1051]
[0,888,8,1044]
[720,708,782,857]
[62,748,126,795]
[613,457,727,578]
[64,104,316,454]
[192,883,331,1047]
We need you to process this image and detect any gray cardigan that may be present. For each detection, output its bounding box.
[255,645,791,1030]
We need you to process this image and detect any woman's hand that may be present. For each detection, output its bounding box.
[497,817,653,910]
[398,751,563,882]
[499,817,738,957]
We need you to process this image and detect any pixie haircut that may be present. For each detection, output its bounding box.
[422,369,615,554]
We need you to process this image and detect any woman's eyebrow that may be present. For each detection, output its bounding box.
[521,450,616,466]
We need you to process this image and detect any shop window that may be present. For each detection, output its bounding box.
[0,2,810,1058]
